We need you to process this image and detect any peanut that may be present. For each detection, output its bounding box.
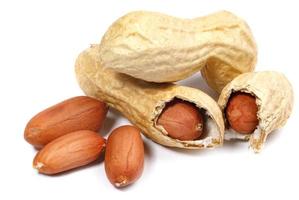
[99,10,257,93]
[105,125,144,188]
[226,92,258,134]
[157,99,203,140]
[33,130,106,175]
[218,71,294,152]
[75,46,225,149]
[24,96,108,148]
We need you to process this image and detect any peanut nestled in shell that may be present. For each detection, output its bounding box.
[157,99,204,140]
[75,45,225,149]
[218,71,294,152]
[226,92,259,134]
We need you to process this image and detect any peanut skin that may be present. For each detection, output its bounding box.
[33,130,106,175]
[157,99,203,140]
[226,92,258,134]
[24,96,108,148]
[105,125,144,188]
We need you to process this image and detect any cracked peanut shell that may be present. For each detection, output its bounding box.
[218,71,294,152]
[75,45,224,149]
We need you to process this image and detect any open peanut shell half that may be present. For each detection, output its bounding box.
[75,45,224,149]
[218,71,294,152]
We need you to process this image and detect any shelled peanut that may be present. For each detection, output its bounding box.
[105,126,144,188]
[24,95,144,187]
[33,130,106,175]
[24,96,108,148]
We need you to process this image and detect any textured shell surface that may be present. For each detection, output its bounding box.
[99,10,257,93]
[218,71,294,152]
[75,45,225,149]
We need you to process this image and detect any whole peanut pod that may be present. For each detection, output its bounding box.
[105,125,144,188]
[75,45,224,149]
[24,96,108,148]
[218,71,294,152]
[99,10,257,93]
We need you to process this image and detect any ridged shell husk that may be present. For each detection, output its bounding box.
[218,71,294,152]
[99,10,257,93]
[75,45,224,149]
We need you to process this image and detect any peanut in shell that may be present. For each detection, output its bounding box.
[99,10,257,93]
[218,71,294,152]
[75,45,224,149]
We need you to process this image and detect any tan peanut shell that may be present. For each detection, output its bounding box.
[75,45,225,149]
[99,10,257,93]
[218,71,294,152]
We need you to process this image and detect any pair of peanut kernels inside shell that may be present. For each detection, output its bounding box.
[76,11,294,153]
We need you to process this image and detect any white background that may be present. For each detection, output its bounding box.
[0,0,298,199]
